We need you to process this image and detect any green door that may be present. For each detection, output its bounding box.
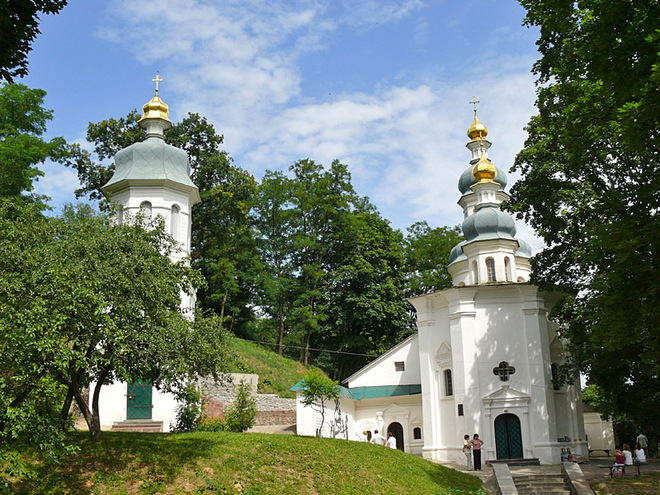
[127,380,152,420]
[495,413,523,459]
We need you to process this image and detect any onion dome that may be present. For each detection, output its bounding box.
[139,94,172,129]
[467,115,488,141]
[516,238,533,258]
[449,241,467,264]
[472,151,498,183]
[458,164,508,194]
[462,206,517,242]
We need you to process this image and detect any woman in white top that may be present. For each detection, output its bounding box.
[633,442,647,476]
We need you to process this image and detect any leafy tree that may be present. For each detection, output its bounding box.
[0,200,230,439]
[0,83,68,207]
[299,369,340,438]
[511,0,660,431]
[65,111,258,329]
[0,1,67,82]
[402,221,463,298]
[224,380,257,433]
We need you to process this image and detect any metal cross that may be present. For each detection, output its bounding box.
[152,74,163,93]
[493,361,516,382]
[469,96,480,116]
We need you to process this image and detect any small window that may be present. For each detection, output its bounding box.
[117,207,124,224]
[486,257,496,282]
[171,205,180,239]
[413,427,422,440]
[551,363,560,390]
[504,257,512,282]
[458,404,464,416]
[444,369,453,396]
[471,261,479,284]
[394,361,405,372]
[140,201,152,219]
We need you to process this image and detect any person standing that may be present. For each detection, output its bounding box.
[386,431,397,449]
[471,434,484,470]
[371,429,386,446]
[463,434,473,470]
[636,433,649,457]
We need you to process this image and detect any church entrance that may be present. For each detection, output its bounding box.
[127,380,152,420]
[494,413,523,459]
[387,422,405,452]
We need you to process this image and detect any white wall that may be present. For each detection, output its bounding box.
[347,335,421,388]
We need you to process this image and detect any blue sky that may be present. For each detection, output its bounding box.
[23,0,541,245]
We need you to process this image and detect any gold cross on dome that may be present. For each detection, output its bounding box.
[152,74,163,93]
[469,96,480,116]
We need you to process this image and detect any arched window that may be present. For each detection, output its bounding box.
[117,207,124,224]
[504,257,512,282]
[551,363,560,390]
[171,205,180,240]
[471,261,479,284]
[444,369,453,396]
[413,427,422,440]
[140,201,152,219]
[486,257,496,282]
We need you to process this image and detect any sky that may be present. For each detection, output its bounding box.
[23,0,542,247]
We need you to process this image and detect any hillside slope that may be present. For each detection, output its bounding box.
[17,431,486,494]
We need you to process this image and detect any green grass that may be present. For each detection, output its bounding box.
[590,472,660,495]
[228,337,321,398]
[16,431,486,494]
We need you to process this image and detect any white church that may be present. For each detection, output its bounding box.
[93,82,200,431]
[293,111,588,466]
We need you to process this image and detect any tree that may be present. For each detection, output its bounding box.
[0,200,230,439]
[65,111,258,330]
[224,380,257,433]
[0,1,67,82]
[299,369,340,438]
[510,0,660,432]
[0,83,68,207]
[402,221,463,298]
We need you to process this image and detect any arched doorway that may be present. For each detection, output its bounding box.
[387,422,405,452]
[494,413,523,459]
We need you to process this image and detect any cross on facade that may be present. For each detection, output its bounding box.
[493,361,516,382]
[469,96,480,116]
[152,74,163,93]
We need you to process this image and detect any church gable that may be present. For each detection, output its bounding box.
[344,334,421,388]
[482,384,530,407]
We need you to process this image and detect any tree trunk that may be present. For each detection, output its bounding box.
[59,388,74,426]
[219,292,228,322]
[67,372,102,439]
[304,330,311,366]
[277,298,285,356]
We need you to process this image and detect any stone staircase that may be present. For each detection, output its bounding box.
[510,465,571,495]
[111,420,164,433]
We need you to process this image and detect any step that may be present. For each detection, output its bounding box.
[489,458,541,466]
[111,420,163,433]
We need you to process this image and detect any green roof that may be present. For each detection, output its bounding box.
[290,382,421,400]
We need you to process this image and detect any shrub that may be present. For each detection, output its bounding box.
[171,384,202,432]
[224,380,257,433]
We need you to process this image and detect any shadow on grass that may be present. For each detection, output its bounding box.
[419,463,485,494]
[16,431,225,495]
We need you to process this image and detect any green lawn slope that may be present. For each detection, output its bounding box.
[228,337,320,398]
[17,431,486,494]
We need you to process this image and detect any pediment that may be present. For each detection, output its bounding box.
[435,341,452,367]
[483,385,530,403]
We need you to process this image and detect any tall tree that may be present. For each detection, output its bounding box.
[0,201,230,439]
[65,111,257,328]
[0,1,67,82]
[402,221,463,298]
[510,0,660,431]
[0,83,67,207]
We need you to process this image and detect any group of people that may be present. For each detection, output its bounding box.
[357,429,397,449]
[462,434,484,470]
[612,433,648,477]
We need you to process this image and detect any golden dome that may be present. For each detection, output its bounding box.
[472,146,497,183]
[139,93,172,126]
[467,115,488,141]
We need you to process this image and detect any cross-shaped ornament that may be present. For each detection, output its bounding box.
[152,74,163,93]
[469,96,480,117]
[493,361,516,382]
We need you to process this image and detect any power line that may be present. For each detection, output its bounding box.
[240,338,377,358]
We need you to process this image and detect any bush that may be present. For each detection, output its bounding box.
[171,384,202,432]
[196,415,226,432]
[224,380,257,433]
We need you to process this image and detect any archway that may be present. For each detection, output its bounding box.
[387,422,405,452]
[494,413,523,459]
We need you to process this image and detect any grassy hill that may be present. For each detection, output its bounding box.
[228,337,321,398]
[16,431,486,494]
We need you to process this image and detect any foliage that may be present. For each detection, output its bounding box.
[13,431,486,494]
[224,380,257,433]
[171,384,203,433]
[402,221,463,297]
[196,415,226,433]
[300,369,340,438]
[0,83,68,208]
[0,200,230,439]
[65,111,258,333]
[511,0,660,434]
[0,1,67,82]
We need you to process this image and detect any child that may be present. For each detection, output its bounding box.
[613,447,625,477]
